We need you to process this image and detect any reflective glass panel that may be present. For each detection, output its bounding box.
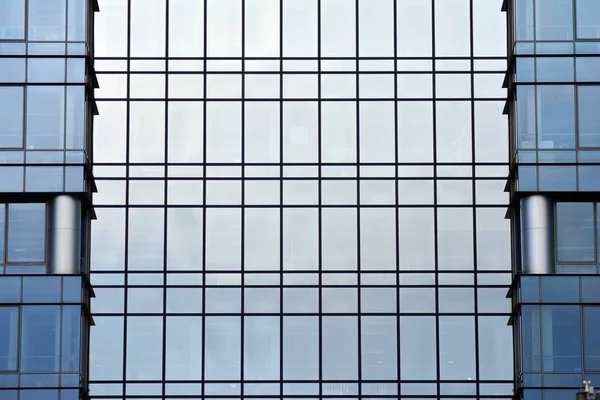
[0,307,19,371]
[0,0,25,39]
[556,203,595,262]
[0,87,24,149]
[7,203,45,263]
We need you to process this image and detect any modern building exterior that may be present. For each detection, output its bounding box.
[0,1,598,400]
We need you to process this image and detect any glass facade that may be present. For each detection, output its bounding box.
[90,0,513,399]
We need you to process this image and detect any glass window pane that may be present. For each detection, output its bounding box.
[358,0,394,57]
[166,208,203,271]
[206,102,241,162]
[7,203,45,263]
[129,102,165,163]
[360,208,395,271]
[578,86,600,148]
[26,87,65,150]
[207,0,241,56]
[521,305,542,372]
[0,307,19,371]
[206,209,241,271]
[244,317,280,380]
[478,316,513,380]
[437,208,474,270]
[21,306,61,372]
[205,317,241,380]
[584,307,600,370]
[91,209,125,271]
[245,209,279,271]
[245,0,279,57]
[283,316,318,380]
[436,101,472,162]
[322,316,358,380]
[400,316,436,380]
[166,316,202,380]
[434,0,470,56]
[28,0,66,41]
[577,0,600,38]
[361,316,397,380]
[476,208,511,271]
[245,102,280,163]
[515,0,534,40]
[0,0,25,39]
[399,208,435,270]
[397,0,432,57]
[168,102,204,163]
[127,209,164,270]
[169,0,204,57]
[283,0,317,57]
[472,0,506,57]
[535,0,573,40]
[556,202,595,262]
[0,87,24,149]
[89,316,124,380]
[321,0,355,57]
[321,102,356,163]
[541,305,581,372]
[130,0,165,57]
[283,102,318,162]
[359,102,395,163]
[322,209,357,270]
[438,288,474,313]
[537,86,576,149]
[126,316,163,380]
[440,316,476,380]
[283,208,318,270]
[61,306,81,372]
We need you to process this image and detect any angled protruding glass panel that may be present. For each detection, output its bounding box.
[0,86,24,149]
[0,0,25,40]
[0,307,19,371]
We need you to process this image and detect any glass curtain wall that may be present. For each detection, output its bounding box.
[90,1,512,399]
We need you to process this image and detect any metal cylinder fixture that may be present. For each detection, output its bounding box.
[520,195,555,274]
[47,195,82,274]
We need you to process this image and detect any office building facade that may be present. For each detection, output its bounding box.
[0,1,598,400]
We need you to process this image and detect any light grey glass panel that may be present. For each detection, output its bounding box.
[434,0,470,56]
[244,288,280,313]
[439,316,476,380]
[322,316,358,380]
[0,307,19,371]
[0,87,24,149]
[126,317,163,380]
[283,102,318,162]
[283,288,319,313]
[361,287,396,313]
[361,316,397,380]
[515,0,534,40]
[95,0,128,57]
[65,86,85,150]
[244,317,280,380]
[400,316,437,380]
[207,0,241,56]
[397,0,432,57]
[130,0,165,56]
[578,86,600,148]
[283,208,318,270]
[206,208,241,271]
[245,102,280,163]
[245,209,279,271]
[7,203,45,263]
[437,208,474,270]
[556,203,595,262]
[129,102,165,163]
[283,0,317,57]
[517,85,537,149]
[321,102,356,163]
[321,0,355,57]
[168,102,203,163]
[436,102,472,162]
[438,288,474,313]
[283,316,319,380]
[399,288,436,313]
[169,0,204,57]
[26,87,65,150]
[478,316,514,379]
[360,208,395,271]
[472,0,506,57]
[128,209,164,271]
[476,208,511,270]
[91,209,125,271]
[28,0,66,41]
[245,0,279,57]
[89,317,124,380]
[205,288,241,313]
[205,317,241,380]
[166,316,202,380]
[206,102,241,162]
[128,288,163,314]
[537,85,575,150]
[535,0,573,40]
[322,288,357,313]
[398,102,433,162]
[437,180,472,205]
[358,0,393,57]
[0,0,25,39]
[21,306,60,372]
[398,208,435,270]
[130,74,165,99]
[92,288,124,313]
[359,102,395,163]
[94,102,127,162]
[475,102,507,163]
[322,208,357,270]
[167,208,203,271]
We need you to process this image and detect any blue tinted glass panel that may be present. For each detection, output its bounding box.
[535,0,574,40]
[205,316,241,380]
[521,276,540,303]
[537,86,575,149]
[21,306,61,372]
[62,276,81,303]
[541,276,579,303]
[7,203,46,263]
[20,389,59,400]
[556,203,595,262]
[67,0,86,41]
[541,305,582,372]
[65,86,85,149]
[517,86,537,149]
[0,0,25,39]
[0,277,21,303]
[61,306,81,372]
[517,58,535,82]
[26,87,65,150]
[579,166,600,191]
[581,276,600,303]
[538,166,576,191]
[536,58,574,83]
[0,307,19,371]
[244,316,280,380]
[584,307,600,370]
[522,305,542,372]
[0,204,4,264]
[28,0,66,41]
[23,276,61,303]
[578,86,600,148]
[576,58,600,82]
[576,0,600,39]
[0,86,24,148]
[515,0,534,40]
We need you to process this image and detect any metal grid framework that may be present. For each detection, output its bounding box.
[89,0,513,399]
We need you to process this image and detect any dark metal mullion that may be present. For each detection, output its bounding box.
[355,0,362,393]
[316,0,323,394]
[392,0,401,392]
[278,0,284,391]
[200,0,208,396]
[240,0,246,391]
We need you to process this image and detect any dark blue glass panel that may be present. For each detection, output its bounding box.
[20,389,59,400]
[538,166,577,191]
[0,390,17,400]
[522,305,542,372]
[61,306,81,372]
[541,276,579,303]
[556,203,595,262]
[578,167,600,191]
[518,166,538,191]
[62,276,82,303]
[537,85,575,150]
[0,307,19,371]
[0,277,21,303]
[523,389,543,400]
[60,389,80,400]
[6,203,46,263]
[515,0,534,40]
[19,373,59,387]
[523,373,543,386]
[21,306,61,372]
[581,277,600,303]
[583,307,600,370]
[23,276,61,303]
[517,58,535,82]
[576,0,600,39]
[541,305,582,372]
[578,86,600,148]
[521,276,540,303]
[543,372,582,387]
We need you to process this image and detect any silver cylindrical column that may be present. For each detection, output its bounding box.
[520,195,555,274]
[47,195,82,274]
